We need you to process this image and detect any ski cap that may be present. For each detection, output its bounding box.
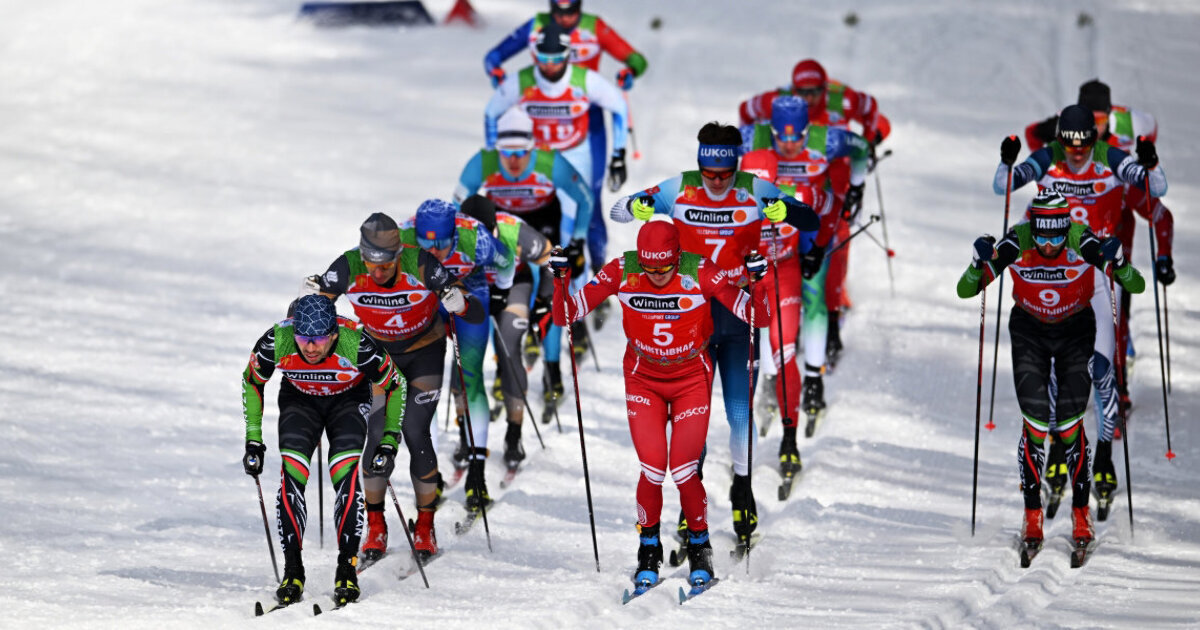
[359,212,401,263]
[535,21,571,55]
[637,218,680,269]
[293,294,338,336]
[1029,189,1071,237]
[461,195,497,233]
[740,149,778,182]
[414,199,458,244]
[1077,79,1112,113]
[1056,104,1098,148]
[496,107,535,150]
[791,59,827,89]
[771,96,809,141]
[550,0,581,15]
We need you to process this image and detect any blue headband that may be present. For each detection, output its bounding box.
[697,144,739,169]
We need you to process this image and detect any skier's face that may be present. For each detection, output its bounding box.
[795,84,824,110]
[364,259,398,285]
[644,264,677,287]
[551,10,581,30]
[1033,233,1067,259]
[534,51,569,82]
[774,136,806,159]
[1092,109,1109,139]
[498,147,532,176]
[1063,142,1093,170]
[700,167,736,196]
[296,332,337,364]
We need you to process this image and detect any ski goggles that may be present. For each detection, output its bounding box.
[295,333,333,345]
[1033,233,1067,247]
[364,259,397,271]
[417,235,454,250]
[534,50,570,66]
[795,86,824,98]
[771,127,804,143]
[498,147,530,159]
[641,263,676,275]
[699,168,736,182]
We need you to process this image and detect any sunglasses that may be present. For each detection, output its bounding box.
[772,129,803,143]
[642,263,675,275]
[295,333,332,345]
[700,168,735,182]
[498,147,530,159]
[795,86,824,97]
[535,51,570,66]
[1033,234,1067,247]
[364,259,396,270]
[417,235,454,250]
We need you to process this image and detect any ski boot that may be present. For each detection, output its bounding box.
[275,553,305,605]
[541,362,564,424]
[332,554,359,606]
[452,419,471,471]
[503,422,526,469]
[802,372,826,438]
[1093,440,1117,522]
[755,373,778,434]
[730,474,758,553]
[413,510,438,563]
[633,523,663,587]
[1070,505,1094,568]
[826,310,844,369]
[490,373,504,422]
[570,320,591,361]
[360,508,388,563]
[464,456,493,513]
[1043,437,1068,519]
[779,426,802,475]
[685,528,715,587]
[523,328,541,369]
[667,509,689,567]
[1018,507,1044,567]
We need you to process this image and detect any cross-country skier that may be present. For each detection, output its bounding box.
[454,106,595,406]
[308,213,484,565]
[610,121,820,550]
[484,0,648,289]
[548,219,774,592]
[241,294,406,606]
[957,189,1145,561]
[399,200,502,512]
[997,105,1166,516]
[459,195,553,470]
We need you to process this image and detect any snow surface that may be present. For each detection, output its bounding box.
[2,0,1199,627]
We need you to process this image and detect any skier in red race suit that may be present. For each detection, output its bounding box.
[549,219,772,592]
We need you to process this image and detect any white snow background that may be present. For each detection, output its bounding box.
[2,0,1198,627]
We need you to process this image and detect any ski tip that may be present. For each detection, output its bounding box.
[621,589,632,605]
[677,586,687,605]
[254,602,265,617]
[312,603,322,616]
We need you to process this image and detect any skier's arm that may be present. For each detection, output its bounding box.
[584,71,628,151]
[610,176,681,223]
[483,19,533,78]
[1129,193,1174,257]
[1077,229,1146,295]
[594,17,648,76]
[517,220,554,267]
[420,251,486,324]
[314,255,353,300]
[705,263,771,325]
[957,231,1020,298]
[452,152,486,205]
[738,89,778,126]
[1024,115,1057,153]
[483,80,522,149]
[554,153,593,241]
[552,257,620,325]
[1109,145,1167,197]
[844,86,884,143]
[826,128,870,187]
[357,334,406,447]
[241,327,278,443]
[996,147,1053,194]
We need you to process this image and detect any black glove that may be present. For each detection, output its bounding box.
[564,238,587,279]
[1033,116,1058,145]
[744,253,768,282]
[242,440,266,476]
[972,235,996,269]
[369,439,398,476]
[530,294,551,341]
[841,183,864,222]
[1100,236,1126,267]
[1001,135,1021,166]
[488,286,510,318]
[1137,136,1158,169]
[607,148,627,192]
[1155,256,1175,286]
[801,243,825,279]
[548,246,570,278]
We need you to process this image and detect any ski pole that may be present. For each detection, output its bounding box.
[490,315,546,450]
[623,91,640,160]
[871,149,895,297]
[1105,269,1135,540]
[1164,284,1171,393]
[1144,175,1174,460]
[971,283,987,536]
[253,474,281,583]
[557,272,601,572]
[769,228,794,435]
[867,147,893,175]
[822,214,880,260]
[581,317,602,373]
[447,317,493,551]
[985,161,1015,433]
[744,273,757,573]
[385,481,430,588]
[317,441,324,549]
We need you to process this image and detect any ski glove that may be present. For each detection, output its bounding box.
[549,246,570,278]
[564,238,587,279]
[489,286,510,318]
[1033,117,1057,145]
[441,286,467,315]
[608,148,627,192]
[1155,255,1176,286]
[972,235,996,269]
[762,199,787,223]
[1137,136,1158,169]
[530,294,551,341]
[369,441,398,477]
[488,67,506,88]
[243,440,266,477]
[801,243,825,279]
[841,183,865,222]
[1000,135,1021,166]
[1100,236,1125,267]
[300,274,321,296]
[744,253,768,282]
[616,67,635,90]
[630,196,655,221]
